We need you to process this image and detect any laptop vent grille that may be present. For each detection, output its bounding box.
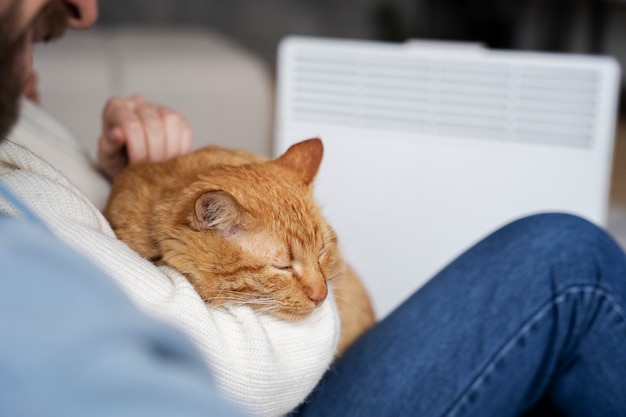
[289,49,599,148]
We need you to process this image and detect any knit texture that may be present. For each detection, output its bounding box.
[0,115,340,417]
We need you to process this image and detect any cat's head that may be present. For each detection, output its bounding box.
[160,138,344,320]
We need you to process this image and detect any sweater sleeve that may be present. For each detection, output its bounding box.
[0,143,340,417]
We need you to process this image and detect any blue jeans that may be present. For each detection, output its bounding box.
[294,214,626,417]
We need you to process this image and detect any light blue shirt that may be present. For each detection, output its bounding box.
[0,182,247,417]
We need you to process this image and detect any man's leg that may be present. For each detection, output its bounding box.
[296,213,626,417]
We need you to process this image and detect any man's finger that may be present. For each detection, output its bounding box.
[99,126,124,157]
[180,128,193,155]
[161,108,184,160]
[103,98,149,161]
[97,127,128,178]
[138,105,165,162]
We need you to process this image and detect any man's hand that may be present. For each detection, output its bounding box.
[98,94,193,179]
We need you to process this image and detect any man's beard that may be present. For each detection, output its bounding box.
[0,1,23,140]
[0,0,68,141]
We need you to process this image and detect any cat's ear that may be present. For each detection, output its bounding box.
[193,191,249,237]
[275,138,323,186]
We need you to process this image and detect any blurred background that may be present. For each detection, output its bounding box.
[97,0,626,205]
[34,0,626,247]
[96,0,626,73]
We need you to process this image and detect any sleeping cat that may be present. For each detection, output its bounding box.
[103,138,375,354]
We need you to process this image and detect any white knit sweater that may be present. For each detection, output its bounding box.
[0,102,340,417]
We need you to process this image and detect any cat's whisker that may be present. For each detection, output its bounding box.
[326,271,345,283]
[208,291,277,306]
[253,305,285,317]
[214,289,274,298]
[330,285,366,294]
[331,293,375,315]
[257,305,280,313]
[210,296,276,305]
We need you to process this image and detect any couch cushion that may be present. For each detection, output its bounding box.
[34,28,273,159]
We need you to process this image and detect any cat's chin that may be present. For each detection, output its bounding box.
[273,306,320,322]
[207,301,316,321]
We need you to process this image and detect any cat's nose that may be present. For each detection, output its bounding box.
[307,285,328,305]
[309,293,327,305]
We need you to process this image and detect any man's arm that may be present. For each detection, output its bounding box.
[0,213,247,417]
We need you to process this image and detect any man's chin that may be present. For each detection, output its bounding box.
[0,1,24,140]
[16,42,34,85]
[0,81,22,141]
[0,37,24,140]
[0,0,69,140]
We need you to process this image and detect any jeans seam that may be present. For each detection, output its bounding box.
[444,284,626,417]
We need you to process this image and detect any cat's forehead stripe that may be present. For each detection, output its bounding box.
[287,242,294,262]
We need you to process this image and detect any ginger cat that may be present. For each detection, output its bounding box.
[103,138,375,354]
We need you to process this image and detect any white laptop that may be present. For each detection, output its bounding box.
[274,36,621,318]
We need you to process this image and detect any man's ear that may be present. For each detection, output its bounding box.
[274,138,324,186]
[193,191,249,237]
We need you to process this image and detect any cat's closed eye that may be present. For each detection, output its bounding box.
[273,264,293,271]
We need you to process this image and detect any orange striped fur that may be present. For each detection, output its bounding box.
[104,138,375,354]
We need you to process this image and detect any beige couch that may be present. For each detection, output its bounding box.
[34,27,274,159]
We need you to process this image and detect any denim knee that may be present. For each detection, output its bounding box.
[509,212,601,237]
[502,212,611,253]
[498,212,626,294]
